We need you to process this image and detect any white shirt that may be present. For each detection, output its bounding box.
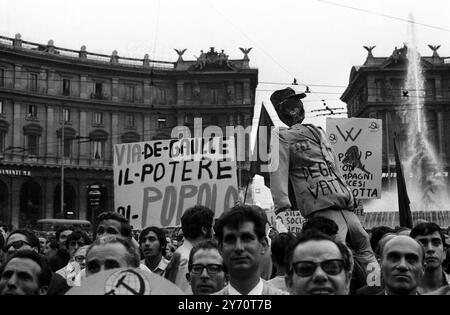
[228,278,264,295]
[174,239,194,294]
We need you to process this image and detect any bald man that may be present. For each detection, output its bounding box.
[380,235,424,295]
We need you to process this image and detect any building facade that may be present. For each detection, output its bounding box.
[341,45,450,194]
[0,34,258,228]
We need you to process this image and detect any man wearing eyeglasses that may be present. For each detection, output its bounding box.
[56,230,91,285]
[4,229,70,295]
[186,240,227,295]
[213,204,287,295]
[285,230,354,295]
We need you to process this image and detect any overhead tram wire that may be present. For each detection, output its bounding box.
[205,0,307,88]
[316,0,450,33]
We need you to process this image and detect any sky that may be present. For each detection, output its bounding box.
[2,0,450,129]
[2,0,450,211]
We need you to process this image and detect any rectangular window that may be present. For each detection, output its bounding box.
[27,105,37,118]
[158,117,166,130]
[93,141,103,159]
[0,69,4,87]
[126,114,135,127]
[94,112,103,125]
[0,100,3,114]
[159,89,166,104]
[63,108,70,122]
[125,86,135,102]
[63,79,71,96]
[63,139,71,158]
[235,83,243,100]
[27,135,39,156]
[0,132,4,152]
[30,73,38,92]
[184,84,192,101]
[210,89,219,104]
[95,83,103,95]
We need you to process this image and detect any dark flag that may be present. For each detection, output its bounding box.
[394,136,413,228]
[249,102,273,188]
[247,102,297,209]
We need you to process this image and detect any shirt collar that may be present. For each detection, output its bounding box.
[228,278,264,295]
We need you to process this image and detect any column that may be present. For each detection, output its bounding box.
[229,114,234,126]
[435,77,443,100]
[176,81,184,105]
[79,180,87,220]
[47,70,57,95]
[111,113,119,161]
[243,80,251,105]
[11,179,21,229]
[143,79,151,104]
[45,179,54,218]
[80,75,88,99]
[143,114,152,141]
[14,65,23,90]
[12,102,22,162]
[367,79,377,102]
[46,106,56,163]
[112,78,119,101]
[79,111,89,165]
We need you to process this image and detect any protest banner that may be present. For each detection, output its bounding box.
[113,137,239,229]
[326,118,382,199]
[266,209,305,234]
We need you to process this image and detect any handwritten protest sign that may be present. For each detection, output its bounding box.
[113,137,239,229]
[326,118,382,199]
[266,210,305,234]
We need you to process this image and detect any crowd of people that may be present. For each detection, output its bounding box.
[1,87,449,296]
[0,203,449,295]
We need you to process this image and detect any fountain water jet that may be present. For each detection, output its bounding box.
[402,13,449,211]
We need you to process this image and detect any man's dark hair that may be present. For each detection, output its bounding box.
[65,230,92,249]
[370,226,396,251]
[271,232,295,267]
[139,226,167,253]
[188,239,227,273]
[0,250,52,288]
[6,229,40,252]
[95,211,132,238]
[181,205,214,240]
[285,230,354,275]
[302,216,339,237]
[410,222,447,248]
[55,226,74,242]
[214,204,267,244]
